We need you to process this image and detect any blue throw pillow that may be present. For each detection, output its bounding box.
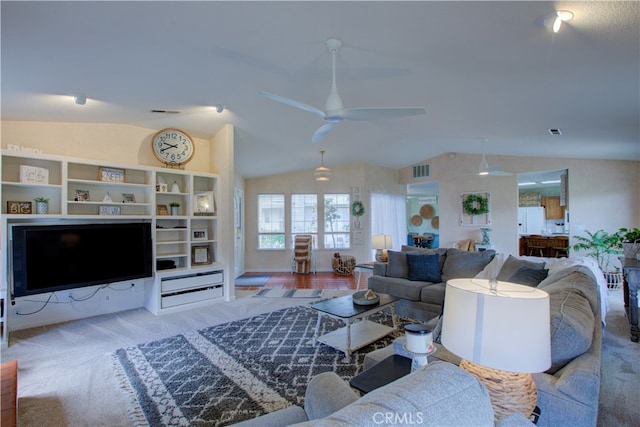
[406,253,442,282]
[508,266,549,287]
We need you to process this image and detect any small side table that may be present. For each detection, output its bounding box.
[354,262,375,291]
[349,354,411,393]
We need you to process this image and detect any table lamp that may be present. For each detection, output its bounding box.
[441,278,550,421]
[372,234,392,262]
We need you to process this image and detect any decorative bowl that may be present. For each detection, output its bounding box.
[352,290,380,305]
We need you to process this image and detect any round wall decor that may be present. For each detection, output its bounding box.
[431,216,439,229]
[420,204,435,219]
[410,215,423,226]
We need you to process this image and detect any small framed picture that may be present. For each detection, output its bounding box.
[99,167,125,182]
[122,193,136,203]
[76,190,90,202]
[20,165,49,184]
[192,246,211,265]
[157,204,169,215]
[156,183,168,193]
[192,229,208,241]
[193,191,215,215]
[7,201,32,214]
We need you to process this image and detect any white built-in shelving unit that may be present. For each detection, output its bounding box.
[1,149,226,345]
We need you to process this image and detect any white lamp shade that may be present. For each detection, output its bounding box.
[372,234,393,250]
[441,279,551,373]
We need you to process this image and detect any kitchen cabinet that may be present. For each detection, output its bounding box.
[542,196,565,220]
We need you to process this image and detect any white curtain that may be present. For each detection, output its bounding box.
[371,192,407,252]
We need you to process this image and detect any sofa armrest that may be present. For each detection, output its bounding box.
[373,262,387,276]
[230,405,308,426]
[303,372,359,420]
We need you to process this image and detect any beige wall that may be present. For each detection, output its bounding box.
[244,162,403,272]
[400,153,640,256]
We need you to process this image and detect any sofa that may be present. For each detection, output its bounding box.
[365,252,607,427]
[233,361,534,426]
[368,246,497,321]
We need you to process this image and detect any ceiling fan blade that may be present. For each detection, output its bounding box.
[489,170,513,176]
[259,91,326,118]
[337,107,426,121]
[312,123,336,144]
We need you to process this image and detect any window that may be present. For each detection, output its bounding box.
[258,194,285,249]
[291,194,318,248]
[324,193,350,249]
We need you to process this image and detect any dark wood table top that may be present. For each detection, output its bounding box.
[310,292,397,318]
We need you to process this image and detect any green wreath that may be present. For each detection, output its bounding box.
[351,200,365,217]
[463,194,489,216]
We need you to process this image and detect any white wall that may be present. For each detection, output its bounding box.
[399,153,640,257]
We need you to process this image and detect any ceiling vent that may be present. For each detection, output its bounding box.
[412,163,430,179]
[548,128,563,135]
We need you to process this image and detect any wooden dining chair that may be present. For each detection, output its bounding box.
[527,235,548,257]
[550,236,569,257]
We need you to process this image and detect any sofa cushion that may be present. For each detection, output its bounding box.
[508,266,549,287]
[496,255,546,281]
[401,246,448,271]
[368,275,425,301]
[406,253,442,282]
[441,248,496,283]
[544,272,597,374]
[386,250,415,278]
[297,362,495,427]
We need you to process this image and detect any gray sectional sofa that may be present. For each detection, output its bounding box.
[366,250,606,427]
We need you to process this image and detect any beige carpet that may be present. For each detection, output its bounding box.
[1,290,350,427]
[1,289,637,426]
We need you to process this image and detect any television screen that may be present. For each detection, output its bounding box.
[11,222,153,298]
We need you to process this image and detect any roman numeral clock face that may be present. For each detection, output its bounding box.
[151,128,195,166]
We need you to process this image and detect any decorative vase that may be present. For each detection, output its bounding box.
[171,181,180,193]
[622,242,640,259]
[480,228,491,245]
[171,206,179,216]
[35,201,49,214]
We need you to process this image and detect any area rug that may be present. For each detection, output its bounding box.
[252,289,323,298]
[234,274,271,287]
[111,305,408,426]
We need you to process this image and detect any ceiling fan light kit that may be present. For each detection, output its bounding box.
[260,38,426,144]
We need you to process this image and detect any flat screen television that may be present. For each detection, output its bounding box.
[11,222,153,298]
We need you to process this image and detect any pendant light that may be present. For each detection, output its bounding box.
[314,150,331,182]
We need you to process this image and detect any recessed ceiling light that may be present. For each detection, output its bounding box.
[553,10,574,33]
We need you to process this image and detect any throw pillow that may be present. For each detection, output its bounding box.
[508,266,549,287]
[386,250,414,278]
[441,248,495,283]
[406,253,442,282]
[496,255,546,281]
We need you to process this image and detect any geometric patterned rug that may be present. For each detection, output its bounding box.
[111,305,410,426]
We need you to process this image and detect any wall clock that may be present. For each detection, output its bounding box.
[151,128,195,167]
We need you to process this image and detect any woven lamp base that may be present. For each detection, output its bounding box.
[460,359,537,421]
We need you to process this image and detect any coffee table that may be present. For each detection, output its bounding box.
[310,292,398,362]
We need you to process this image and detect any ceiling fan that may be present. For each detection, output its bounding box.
[478,139,512,176]
[259,38,426,143]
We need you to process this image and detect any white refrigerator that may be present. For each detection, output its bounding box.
[518,207,546,234]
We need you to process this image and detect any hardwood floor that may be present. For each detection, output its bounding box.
[235,271,370,291]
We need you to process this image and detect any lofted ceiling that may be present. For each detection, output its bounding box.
[2,1,638,179]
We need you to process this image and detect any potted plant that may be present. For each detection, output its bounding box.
[616,227,640,259]
[169,202,180,216]
[572,229,622,288]
[34,197,49,214]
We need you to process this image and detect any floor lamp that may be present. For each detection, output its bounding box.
[441,278,551,421]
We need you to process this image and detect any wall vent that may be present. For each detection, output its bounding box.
[412,163,430,178]
[548,128,562,135]
[151,109,181,114]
